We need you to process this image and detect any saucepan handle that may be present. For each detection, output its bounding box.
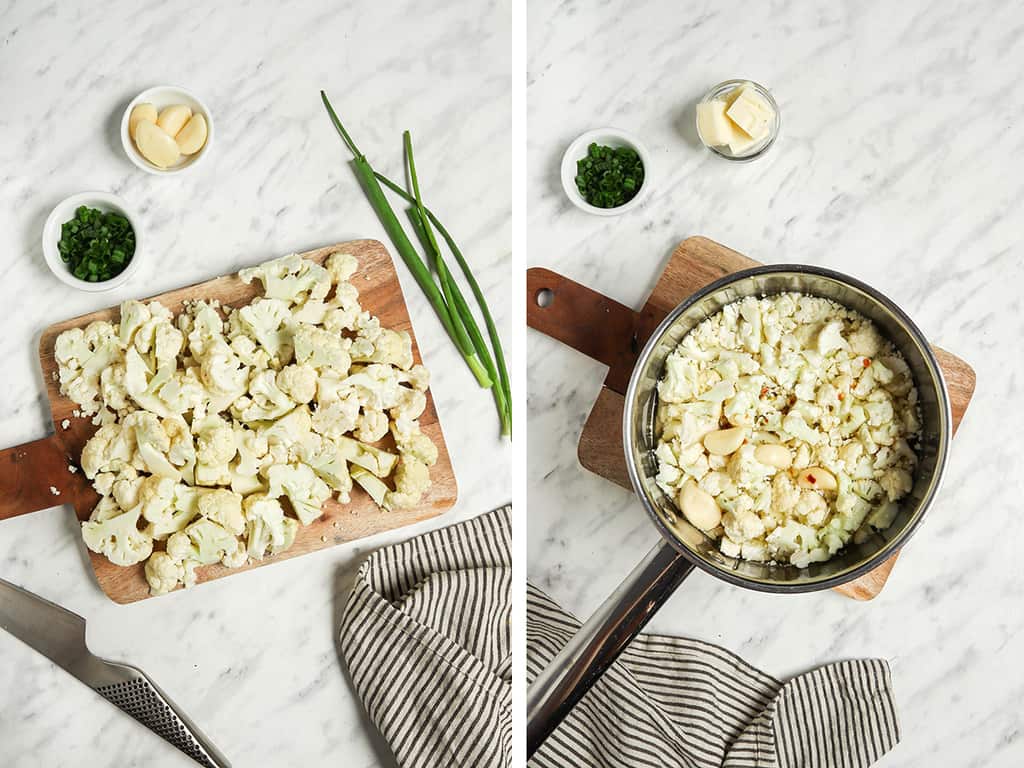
[526,538,695,757]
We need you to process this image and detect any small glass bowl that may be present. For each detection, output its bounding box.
[696,79,780,162]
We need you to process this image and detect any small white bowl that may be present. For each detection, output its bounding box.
[121,85,214,175]
[42,191,143,292]
[560,128,652,216]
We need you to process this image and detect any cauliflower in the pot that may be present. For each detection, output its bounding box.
[56,251,438,596]
[654,293,921,568]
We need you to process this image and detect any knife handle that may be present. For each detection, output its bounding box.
[0,435,92,521]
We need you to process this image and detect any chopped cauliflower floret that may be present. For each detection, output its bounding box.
[145,551,184,596]
[265,463,331,525]
[198,488,245,535]
[82,503,153,566]
[277,364,318,403]
[383,457,431,510]
[325,252,359,284]
[239,253,331,306]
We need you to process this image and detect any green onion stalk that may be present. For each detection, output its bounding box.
[405,206,510,435]
[376,173,512,433]
[401,131,510,435]
[319,91,491,389]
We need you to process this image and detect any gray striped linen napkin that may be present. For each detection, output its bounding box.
[527,584,900,768]
[339,506,512,768]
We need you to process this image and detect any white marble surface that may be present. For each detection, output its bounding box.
[0,2,512,766]
[529,2,1021,765]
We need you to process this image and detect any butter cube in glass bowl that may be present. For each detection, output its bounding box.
[696,79,779,162]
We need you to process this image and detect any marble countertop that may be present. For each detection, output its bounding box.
[529,2,1020,765]
[0,2,511,766]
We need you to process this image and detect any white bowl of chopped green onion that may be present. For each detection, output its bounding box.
[561,128,651,216]
[42,191,143,292]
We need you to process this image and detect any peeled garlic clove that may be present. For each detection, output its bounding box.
[678,479,722,531]
[703,427,745,456]
[797,466,838,491]
[134,120,181,168]
[754,444,792,469]
[175,113,208,155]
[157,104,193,137]
[129,103,158,142]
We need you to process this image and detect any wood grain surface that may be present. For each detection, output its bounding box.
[527,236,976,600]
[5,239,456,603]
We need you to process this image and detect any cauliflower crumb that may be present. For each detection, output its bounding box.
[68,464,78,474]
[61,419,71,430]
[50,486,60,496]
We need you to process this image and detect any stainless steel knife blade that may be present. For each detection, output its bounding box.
[0,577,231,768]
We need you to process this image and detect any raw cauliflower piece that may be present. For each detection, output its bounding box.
[277,364,318,403]
[124,411,181,480]
[359,328,414,370]
[299,435,353,500]
[337,436,398,478]
[143,483,200,541]
[193,415,236,486]
[80,424,137,479]
[198,340,249,398]
[243,494,297,559]
[235,370,295,422]
[235,298,293,361]
[383,457,431,510]
[397,365,430,392]
[354,408,389,443]
[55,321,124,418]
[264,463,331,525]
[198,488,245,536]
[325,252,358,284]
[167,518,242,567]
[391,422,438,467]
[82,504,153,566]
[239,253,331,306]
[293,325,351,372]
[311,392,361,439]
[144,551,187,595]
[230,425,269,495]
[351,466,389,507]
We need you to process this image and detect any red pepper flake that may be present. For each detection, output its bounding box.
[838,392,845,401]
[760,386,769,397]
[806,474,816,484]
[863,358,871,368]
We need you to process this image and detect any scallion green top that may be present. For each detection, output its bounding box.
[574,142,644,209]
[57,205,135,282]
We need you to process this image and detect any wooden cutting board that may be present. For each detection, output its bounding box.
[527,236,975,600]
[0,239,457,603]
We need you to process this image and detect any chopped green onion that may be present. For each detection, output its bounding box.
[56,205,134,283]
[574,143,644,209]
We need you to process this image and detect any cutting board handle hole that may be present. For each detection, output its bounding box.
[535,288,554,308]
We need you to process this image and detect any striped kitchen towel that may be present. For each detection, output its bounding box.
[527,584,900,768]
[339,506,512,768]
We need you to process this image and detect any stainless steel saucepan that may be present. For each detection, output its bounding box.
[527,265,951,756]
